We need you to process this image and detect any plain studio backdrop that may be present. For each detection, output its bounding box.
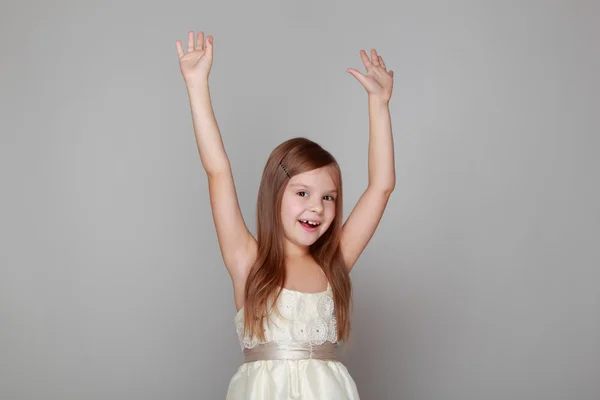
[1,1,598,399]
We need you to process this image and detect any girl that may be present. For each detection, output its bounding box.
[176,31,395,400]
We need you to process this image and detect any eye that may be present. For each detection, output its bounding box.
[323,195,335,201]
[297,191,308,197]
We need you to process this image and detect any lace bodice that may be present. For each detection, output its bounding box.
[235,283,338,350]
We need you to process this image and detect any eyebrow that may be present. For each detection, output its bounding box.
[289,183,337,193]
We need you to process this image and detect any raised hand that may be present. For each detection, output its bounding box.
[347,49,394,103]
[176,31,214,86]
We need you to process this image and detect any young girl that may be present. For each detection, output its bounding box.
[176,31,395,400]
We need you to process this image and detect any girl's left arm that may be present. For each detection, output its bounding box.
[341,49,396,270]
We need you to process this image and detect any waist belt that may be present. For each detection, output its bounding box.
[243,342,339,363]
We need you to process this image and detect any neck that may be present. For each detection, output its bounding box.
[283,238,310,258]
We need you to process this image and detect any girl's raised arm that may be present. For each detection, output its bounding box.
[341,49,396,270]
[176,32,256,290]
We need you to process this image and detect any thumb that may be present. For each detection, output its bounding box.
[347,68,367,86]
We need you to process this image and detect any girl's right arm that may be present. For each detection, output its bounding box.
[176,32,256,295]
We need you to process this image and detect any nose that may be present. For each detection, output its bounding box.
[309,198,324,214]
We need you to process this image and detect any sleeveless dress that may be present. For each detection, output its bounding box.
[226,282,360,399]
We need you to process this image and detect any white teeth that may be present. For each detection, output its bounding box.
[299,219,320,226]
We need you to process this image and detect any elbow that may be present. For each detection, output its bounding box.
[369,179,396,197]
[381,173,396,196]
[382,182,395,197]
[205,161,233,179]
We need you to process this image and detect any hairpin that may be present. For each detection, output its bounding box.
[279,161,291,178]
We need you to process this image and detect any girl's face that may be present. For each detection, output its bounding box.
[280,166,338,251]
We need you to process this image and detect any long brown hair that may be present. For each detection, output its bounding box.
[243,137,352,342]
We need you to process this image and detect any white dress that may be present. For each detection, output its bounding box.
[226,283,360,399]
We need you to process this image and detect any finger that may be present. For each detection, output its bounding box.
[390,70,394,77]
[206,35,213,59]
[371,49,380,66]
[176,40,184,58]
[379,55,386,70]
[347,68,368,87]
[187,31,194,52]
[359,50,372,70]
[196,31,204,51]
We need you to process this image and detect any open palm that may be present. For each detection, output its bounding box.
[347,49,394,102]
[176,31,213,84]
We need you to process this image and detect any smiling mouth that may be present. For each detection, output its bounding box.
[298,219,321,230]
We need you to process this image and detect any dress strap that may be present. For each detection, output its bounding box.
[243,341,338,363]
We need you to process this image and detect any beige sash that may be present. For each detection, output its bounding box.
[244,342,338,363]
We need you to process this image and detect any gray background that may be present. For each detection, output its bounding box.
[1,0,598,399]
